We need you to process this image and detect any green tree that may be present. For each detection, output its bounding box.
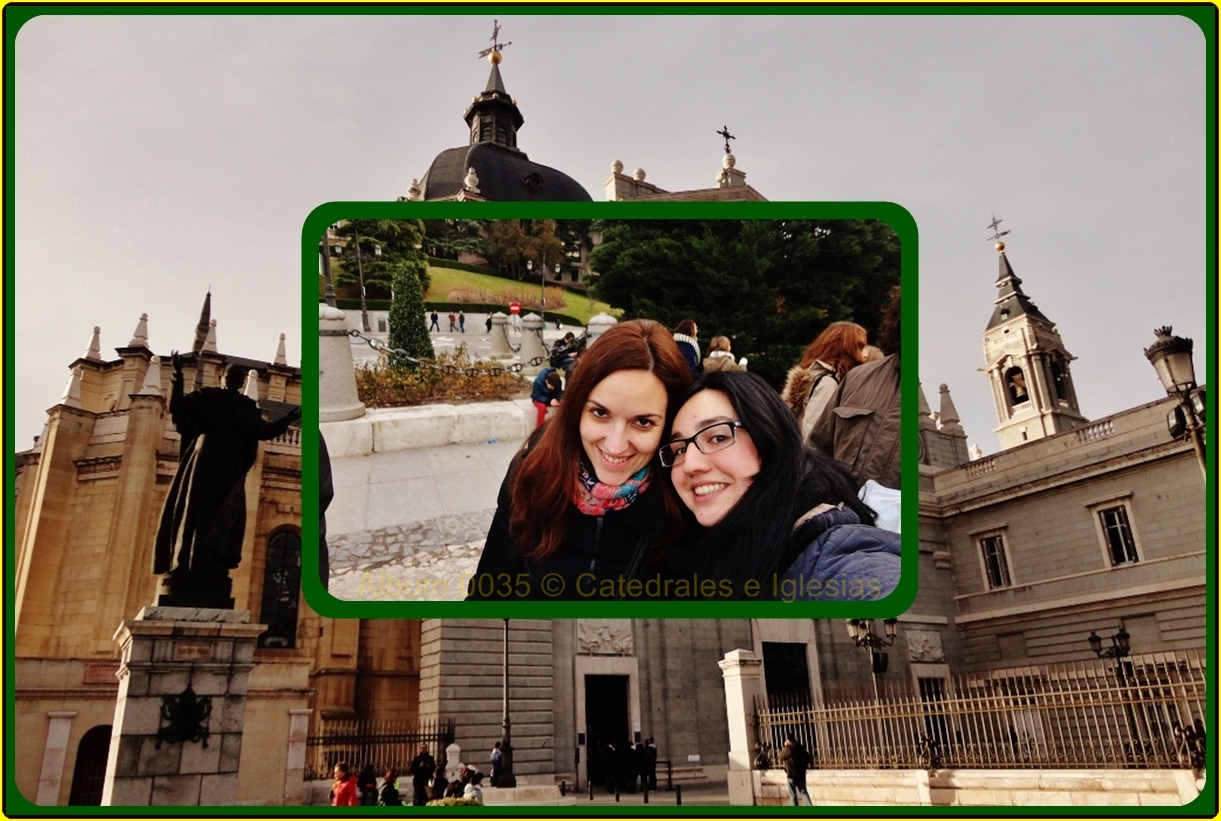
[387,219,434,361]
[335,219,432,295]
[486,219,533,278]
[420,219,490,260]
[588,219,900,386]
[527,219,565,274]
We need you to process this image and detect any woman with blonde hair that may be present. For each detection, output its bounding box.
[780,321,868,441]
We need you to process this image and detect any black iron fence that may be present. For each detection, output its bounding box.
[756,651,1206,771]
[304,717,456,780]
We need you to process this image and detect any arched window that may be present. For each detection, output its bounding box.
[258,530,301,649]
[1050,358,1072,406]
[68,725,111,805]
[1005,366,1029,405]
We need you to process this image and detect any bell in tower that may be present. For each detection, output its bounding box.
[981,218,1088,449]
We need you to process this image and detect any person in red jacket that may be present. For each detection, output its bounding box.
[331,762,359,806]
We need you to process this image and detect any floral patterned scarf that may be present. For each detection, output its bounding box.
[573,459,651,516]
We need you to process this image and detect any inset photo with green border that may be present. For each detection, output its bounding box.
[307,203,919,620]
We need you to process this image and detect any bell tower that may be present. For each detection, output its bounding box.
[982,220,1087,449]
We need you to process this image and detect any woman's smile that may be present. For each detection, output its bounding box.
[579,370,669,485]
[669,390,762,526]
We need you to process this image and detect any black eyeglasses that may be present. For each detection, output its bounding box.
[659,421,745,467]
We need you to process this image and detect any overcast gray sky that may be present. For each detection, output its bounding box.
[14,13,1207,452]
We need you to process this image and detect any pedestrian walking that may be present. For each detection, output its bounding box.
[379,769,403,806]
[458,310,466,333]
[429,311,440,332]
[409,744,437,806]
[779,734,812,806]
[357,764,378,805]
[490,741,504,785]
[485,315,493,333]
[330,762,359,806]
[448,311,458,332]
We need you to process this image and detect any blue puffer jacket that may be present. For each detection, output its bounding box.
[776,506,901,602]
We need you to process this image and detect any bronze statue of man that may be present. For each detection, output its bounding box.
[153,352,301,608]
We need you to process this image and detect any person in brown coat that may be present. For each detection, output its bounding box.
[810,287,901,490]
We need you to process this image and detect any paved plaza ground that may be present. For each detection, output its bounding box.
[326,313,577,601]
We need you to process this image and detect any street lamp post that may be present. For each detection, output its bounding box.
[353,230,379,334]
[846,618,899,701]
[846,618,899,765]
[1144,326,1206,477]
[498,618,517,788]
[320,225,337,308]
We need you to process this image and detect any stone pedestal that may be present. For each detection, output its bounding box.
[520,314,546,367]
[101,607,265,806]
[320,304,366,422]
[719,649,764,806]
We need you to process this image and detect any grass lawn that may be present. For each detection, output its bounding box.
[424,267,619,326]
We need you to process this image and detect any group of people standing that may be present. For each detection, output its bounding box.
[467,288,903,602]
[591,737,659,794]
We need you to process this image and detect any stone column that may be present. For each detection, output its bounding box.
[520,314,546,369]
[283,709,312,805]
[586,313,618,344]
[489,313,513,361]
[719,649,764,806]
[319,304,365,422]
[35,711,78,805]
[101,607,265,806]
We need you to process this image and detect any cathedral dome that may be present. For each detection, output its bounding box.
[419,60,591,202]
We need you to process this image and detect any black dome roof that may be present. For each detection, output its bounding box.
[421,142,592,202]
[420,61,592,202]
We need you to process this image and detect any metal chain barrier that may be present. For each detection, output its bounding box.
[500,323,521,354]
[348,329,546,376]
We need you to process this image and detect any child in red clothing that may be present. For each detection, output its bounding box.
[331,762,359,806]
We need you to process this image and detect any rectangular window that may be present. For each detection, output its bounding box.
[1099,505,1139,565]
[979,534,1012,589]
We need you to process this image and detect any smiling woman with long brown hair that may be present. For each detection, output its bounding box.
[467,319,691,600]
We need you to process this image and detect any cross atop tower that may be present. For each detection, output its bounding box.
[986,213,1011,247]
[716,125,736,155]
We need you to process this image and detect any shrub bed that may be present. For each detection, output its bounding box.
[355,347,528,407]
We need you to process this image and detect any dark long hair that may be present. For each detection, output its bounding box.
[509,319,692,558]
[666,371,874,594]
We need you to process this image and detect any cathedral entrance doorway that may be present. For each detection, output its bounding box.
[583,674,630,787]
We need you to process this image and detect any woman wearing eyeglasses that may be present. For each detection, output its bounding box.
[467,319,691,600]
[661,371,900,601]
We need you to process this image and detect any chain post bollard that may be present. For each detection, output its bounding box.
[614,784,620,803]
[675,784,682,806]
[520,313,546,367]
[489,312,514,359]
[586,312,618,344]
[589,781,594,801]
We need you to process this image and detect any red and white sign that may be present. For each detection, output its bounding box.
[509,301,521,315]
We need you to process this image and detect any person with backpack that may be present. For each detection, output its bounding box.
[779,733,812,806]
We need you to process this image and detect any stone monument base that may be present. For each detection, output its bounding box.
[101,607,265,806]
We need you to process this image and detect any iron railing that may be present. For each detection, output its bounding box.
[304,717,456,780]
[756,651,1206,771]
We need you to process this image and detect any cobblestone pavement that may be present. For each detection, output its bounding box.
[327,510,492,601]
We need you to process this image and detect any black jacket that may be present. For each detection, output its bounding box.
[467,448,668,601]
